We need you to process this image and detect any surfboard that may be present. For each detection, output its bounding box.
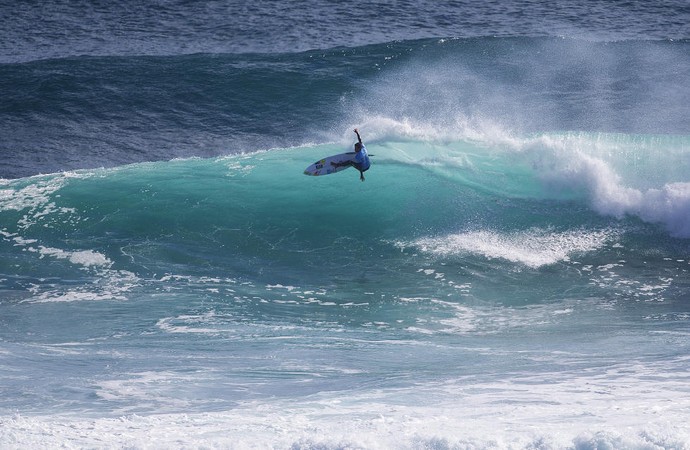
[303,152,357,176]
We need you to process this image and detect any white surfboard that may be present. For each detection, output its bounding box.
[303,152,357,176]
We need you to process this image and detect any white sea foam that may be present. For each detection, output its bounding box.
[94,371,199,413]
[0,179,63,213]
[36,246,112,268]
[157,312,226,335]
[4,227,141,303]
[3,359,690,449]
[26,269,139,303]
[0,172,88,231]
[406,227,614,268]
[508,133,690,238]
[404,299,581,336]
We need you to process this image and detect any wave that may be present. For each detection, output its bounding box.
[1,129,688,293]
[4,7,690,443]
[2,129,689,235]
[350,123,690,238]
[3,387,690,449]
[2,39,689,305]
[2,129,690,443]
[2,37,690,179]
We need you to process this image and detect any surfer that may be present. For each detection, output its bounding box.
[331,128,370,181]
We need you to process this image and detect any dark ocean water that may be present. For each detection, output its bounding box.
[2,1,690,448]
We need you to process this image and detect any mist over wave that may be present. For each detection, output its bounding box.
[348,38,690,135]
[2,38,689,180]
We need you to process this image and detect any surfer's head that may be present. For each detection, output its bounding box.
[354,142,362,152]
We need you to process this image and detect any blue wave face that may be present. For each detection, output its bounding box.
[2,131,688,311]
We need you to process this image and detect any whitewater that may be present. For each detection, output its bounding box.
[2,1,690,449]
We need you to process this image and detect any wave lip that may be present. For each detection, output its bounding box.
[519,134,690,238]
[632,182,690,238]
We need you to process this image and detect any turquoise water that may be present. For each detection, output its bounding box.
[2,1,690,448]
[3,132,690,448]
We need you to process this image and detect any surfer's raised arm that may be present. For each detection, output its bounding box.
[304,128,370,182]
[351,128,369,181]
[354,128,362,145]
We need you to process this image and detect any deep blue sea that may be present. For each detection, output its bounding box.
[2,1,690,448]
